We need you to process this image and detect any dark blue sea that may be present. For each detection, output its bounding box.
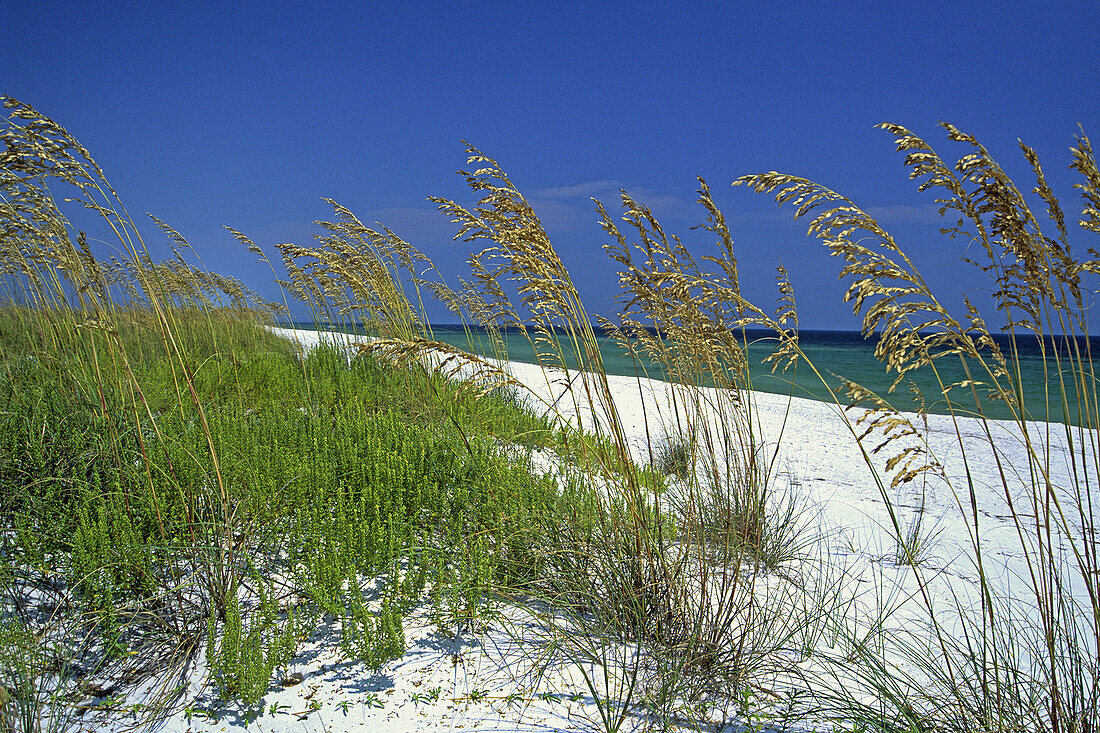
[293,322,1098,424]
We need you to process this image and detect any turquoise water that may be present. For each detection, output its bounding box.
[300,322,1097,423]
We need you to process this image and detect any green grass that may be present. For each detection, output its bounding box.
[0,309,576,711]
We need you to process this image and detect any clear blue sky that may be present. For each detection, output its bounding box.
[5,1,1098,329]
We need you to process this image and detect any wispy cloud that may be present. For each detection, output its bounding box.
[363,206,458,242]
[535,180,622,199]
[521,198,584,228]
[865,204,943,225]
[619,189,693,216]
[531,179,696,229]
[222,219,318,247]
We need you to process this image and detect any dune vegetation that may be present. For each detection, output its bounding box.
[1,95,1098,732]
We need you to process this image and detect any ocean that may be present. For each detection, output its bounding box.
[296,322,1098,423]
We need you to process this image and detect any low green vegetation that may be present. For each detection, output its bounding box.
[0,310,574,707]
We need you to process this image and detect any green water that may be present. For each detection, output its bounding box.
[305,322,1096,423]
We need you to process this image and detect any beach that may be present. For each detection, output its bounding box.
[64,325,1095,733]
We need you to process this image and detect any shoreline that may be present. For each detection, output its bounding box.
[274,322,1099,425]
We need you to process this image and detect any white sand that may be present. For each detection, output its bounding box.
[69,326,1096,732]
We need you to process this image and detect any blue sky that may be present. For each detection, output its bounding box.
[4,1,1099,329]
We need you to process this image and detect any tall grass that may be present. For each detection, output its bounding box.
[279,145,842,728]
[2,94,1097,732]
[294,130,1098,730]
[735,123,1099,731]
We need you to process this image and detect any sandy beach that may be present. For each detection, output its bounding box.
[67,326,1095,733]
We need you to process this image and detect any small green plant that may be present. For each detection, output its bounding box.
[183,702,218,724]
[339,593,405,670]
[205,592,296,705]
[736,686,772,733]
[0,619,78,733]
[429,531,499,636]
[410,685,443,706]
[891,494,942,568]
[653,430,694,479]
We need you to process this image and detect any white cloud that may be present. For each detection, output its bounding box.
[363,206,458,242]
[864,204,943,225]
[535,179,696,222]
[535,180,622,199]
